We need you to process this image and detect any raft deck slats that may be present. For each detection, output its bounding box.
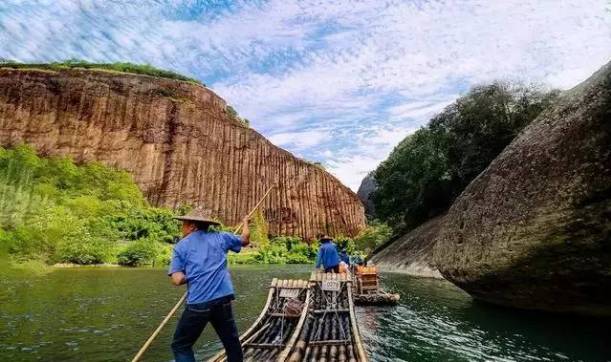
[283,271,368,362]
[307,339,352,346]
[244,343,286,348]
[209,273,369,361]
[312,308,350,314]
[209,278,310,362]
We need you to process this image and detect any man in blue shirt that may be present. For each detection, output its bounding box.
[168,208,250,362]
[315,235,340,273]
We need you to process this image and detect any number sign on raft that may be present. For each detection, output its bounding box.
[321,280,340,292]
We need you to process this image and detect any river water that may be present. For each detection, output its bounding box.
[0,265,608,361]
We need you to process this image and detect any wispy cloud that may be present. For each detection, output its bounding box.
[268,129,332,150]
[0,0,609,190]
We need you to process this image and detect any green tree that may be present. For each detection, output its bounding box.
[0,145,181,265]
[354,221,393,251]
[373,82,559,232]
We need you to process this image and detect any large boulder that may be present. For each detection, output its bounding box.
[371,215,444,278]
[433,61,611,315]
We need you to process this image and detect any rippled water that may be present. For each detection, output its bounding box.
[0,266,609,361]
[359,274,610,362]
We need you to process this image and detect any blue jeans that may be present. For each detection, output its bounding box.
[171,297,243,362]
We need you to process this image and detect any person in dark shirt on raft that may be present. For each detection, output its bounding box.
[168,208,250,362]
[315,235,341,273]
[339,248,350,265]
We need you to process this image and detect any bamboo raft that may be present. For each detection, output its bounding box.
[353,266,400,306]
[283,272,368,362]
[209,273,368,362]
[210,279,310,362]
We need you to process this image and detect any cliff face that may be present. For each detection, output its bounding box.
[433,61,611,315]
[356,173,376,217]
[0,68,366,239]
[370,215,443,278]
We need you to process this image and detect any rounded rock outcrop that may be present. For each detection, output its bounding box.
[433,61,611,315]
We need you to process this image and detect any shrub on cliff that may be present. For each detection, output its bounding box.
[373,81,559,232]
[0,59,202,85]
[225,105,250,127]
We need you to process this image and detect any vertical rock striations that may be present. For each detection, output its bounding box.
[0,68,365,239]
[433,61,611,315]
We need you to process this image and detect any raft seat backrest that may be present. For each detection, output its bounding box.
[272,279,309,289]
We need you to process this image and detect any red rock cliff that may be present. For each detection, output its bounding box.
[0,68,365,239]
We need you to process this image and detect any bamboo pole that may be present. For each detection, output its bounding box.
[131,186,274,362]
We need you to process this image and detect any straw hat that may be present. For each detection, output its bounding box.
[174,207,221,225]
[320,235,333,241]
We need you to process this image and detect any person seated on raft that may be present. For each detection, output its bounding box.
[339,248,350,265]
[315,235,341,273]
[338,248,351,274]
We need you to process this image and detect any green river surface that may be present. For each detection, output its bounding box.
[0,265,609,361]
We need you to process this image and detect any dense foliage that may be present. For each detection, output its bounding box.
[373,82,560,232]
[0,146,306,267]
[229,236,320,265]
[0,59,202,84]
[353,221,393,252]
[0,145,178,266]
[0,146,385,266]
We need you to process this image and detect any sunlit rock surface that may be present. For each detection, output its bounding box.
[0,68,366,239]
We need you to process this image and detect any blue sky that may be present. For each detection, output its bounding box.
[0,1,609,190]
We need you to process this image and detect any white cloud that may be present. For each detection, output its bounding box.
[387,99,457,121]
[268,129,332,150]
[326,124,418,190]
[1,0,609,191]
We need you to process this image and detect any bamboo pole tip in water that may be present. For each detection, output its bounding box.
[271,278,278,287]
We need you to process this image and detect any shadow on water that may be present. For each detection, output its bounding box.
[358,273,611,362]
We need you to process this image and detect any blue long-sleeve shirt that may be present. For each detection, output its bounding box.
[315,241,340,269]
[168,231,242,304]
